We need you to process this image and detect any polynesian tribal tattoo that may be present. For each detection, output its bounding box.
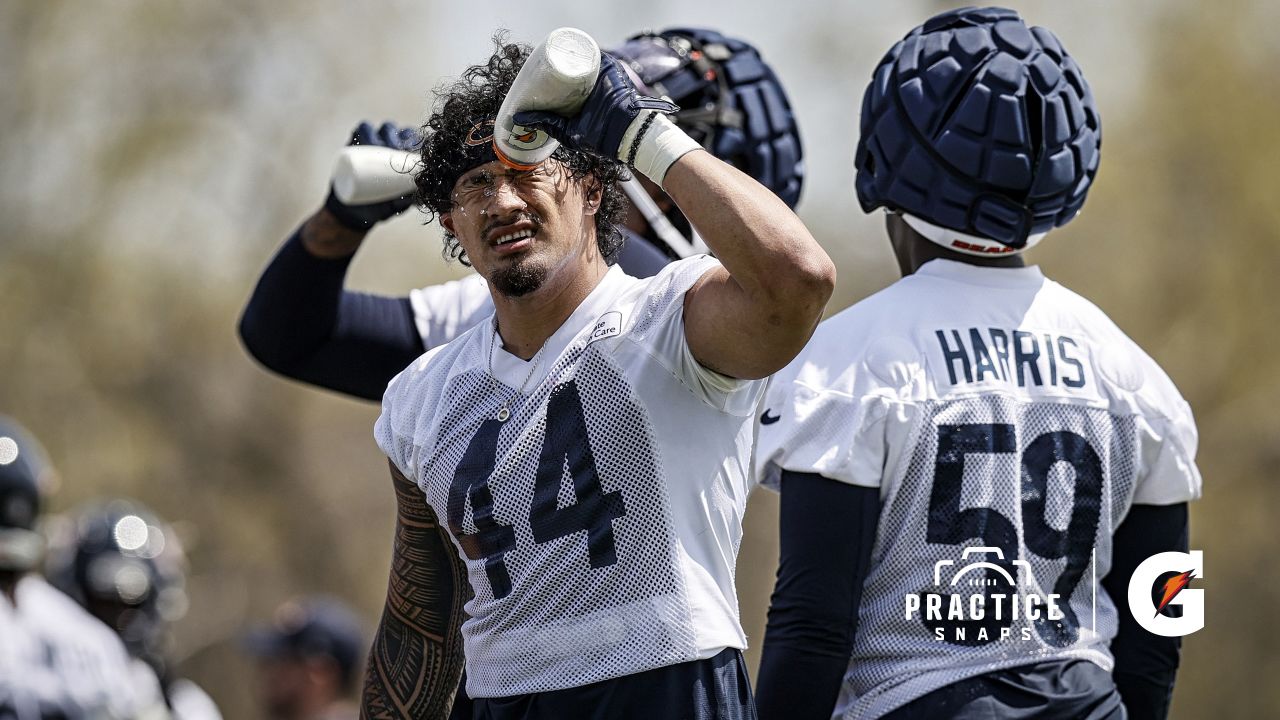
[361,460,468,719]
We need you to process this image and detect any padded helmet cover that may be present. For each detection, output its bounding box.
[855,6,1101,247]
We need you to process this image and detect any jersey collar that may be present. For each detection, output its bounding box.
[914,258,1045,289]
[484,264,631,389]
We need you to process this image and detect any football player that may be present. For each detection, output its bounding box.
[753,7,1199,720]
[0,416,170,719]
[364,32,834,719]
[47,499,223,719]
[238,28,804,401]
[244,596,365,720]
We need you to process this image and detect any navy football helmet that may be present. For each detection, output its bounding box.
[855,7,1101,250]
[0,415,54,572]
[611,28,804,256]
[48,499,189,677]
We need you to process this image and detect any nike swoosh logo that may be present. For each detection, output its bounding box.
[760,409,781,425]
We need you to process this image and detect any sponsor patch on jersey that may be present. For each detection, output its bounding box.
[588,311,623,345]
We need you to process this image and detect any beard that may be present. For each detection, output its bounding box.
[488,254,548,297]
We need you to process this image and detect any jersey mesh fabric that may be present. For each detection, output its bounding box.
[755,259,1201,719]
[378,257,760,698]
[845,394,1135,718]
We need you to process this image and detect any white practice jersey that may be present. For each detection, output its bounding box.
[378,256,762,696]
[0,575,168,719]
[168,678,223,720]
[408,274,492,350]
[755,259,1201,719]
[378,257,765,698]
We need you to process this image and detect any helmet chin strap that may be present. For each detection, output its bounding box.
[621,177,708,258]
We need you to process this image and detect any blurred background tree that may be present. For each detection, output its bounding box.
[1,0,1273,716]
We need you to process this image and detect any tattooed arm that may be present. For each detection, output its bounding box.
[362,460,469,719]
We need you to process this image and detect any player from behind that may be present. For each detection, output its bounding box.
[0,416,170,719]
[238,28,804,401]
[364,33,834,719]
[47,499,222,720]
[753,7,1198,720]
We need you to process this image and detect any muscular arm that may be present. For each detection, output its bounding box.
[362,460,468,720]
[1100,503,1189,720]
[238,210,426,400]
[665,151,836,379]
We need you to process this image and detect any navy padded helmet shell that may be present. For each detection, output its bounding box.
[613,28,804,208]
[855,6,1101,247]
[0,416,52,532]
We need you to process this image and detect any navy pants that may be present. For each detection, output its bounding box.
[454,648,755,720]
[884,659,1125,720]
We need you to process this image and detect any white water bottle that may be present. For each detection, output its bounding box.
[331,146,419,205]
[493,27,601,170]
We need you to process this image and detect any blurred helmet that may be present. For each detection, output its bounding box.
[0,415,55,572]
[245,595,365,693]
[854,6,1101,254]
[47,499,189,674]
[613,28,804,208]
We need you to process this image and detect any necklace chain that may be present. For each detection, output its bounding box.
[487,318,548,421]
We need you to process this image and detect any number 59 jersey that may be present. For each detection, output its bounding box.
[755,259,1202,719]
[377,257,765,698]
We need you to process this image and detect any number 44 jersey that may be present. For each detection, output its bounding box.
[377,256,764,698]
[755,259,1202,719]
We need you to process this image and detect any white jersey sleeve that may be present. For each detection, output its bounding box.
[755,329,923,492]
[1093,342,1201,506]
[408,273,494,349]
[168,678,223,720]
[0,575,166,719]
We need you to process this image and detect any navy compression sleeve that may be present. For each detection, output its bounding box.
[1100,503,1189,720]
[756,471,881,720]
[238,229,424,400]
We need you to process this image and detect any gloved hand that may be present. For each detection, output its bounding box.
[513,53,679,167]
[324,121,422,231]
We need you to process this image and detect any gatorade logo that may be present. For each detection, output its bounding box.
[507,124,547,151]
[1127,550,1205,637]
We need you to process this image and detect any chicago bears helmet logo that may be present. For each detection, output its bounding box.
[464,118,496,147]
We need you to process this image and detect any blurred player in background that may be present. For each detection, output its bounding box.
[238,28,804,400]
[47,499,222,719]
[245,596,365,720]
[754,7,1199,720]
[366,30,833,718]
[0,416,170,718]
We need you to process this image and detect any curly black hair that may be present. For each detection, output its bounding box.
[414,35,628,266]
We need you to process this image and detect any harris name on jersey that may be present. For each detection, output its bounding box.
[935,328,1087,389]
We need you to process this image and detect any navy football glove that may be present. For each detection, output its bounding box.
[324,121,421,231]
[513,53,679,165]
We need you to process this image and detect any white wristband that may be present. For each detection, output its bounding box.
[620,111,701,187]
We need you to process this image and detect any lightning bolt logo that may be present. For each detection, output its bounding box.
[1155,569,1196,617]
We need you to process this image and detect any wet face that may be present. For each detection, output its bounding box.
[442,159,601,298]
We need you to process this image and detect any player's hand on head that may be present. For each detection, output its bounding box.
[513,52,678,164]
[324,120,423,231]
